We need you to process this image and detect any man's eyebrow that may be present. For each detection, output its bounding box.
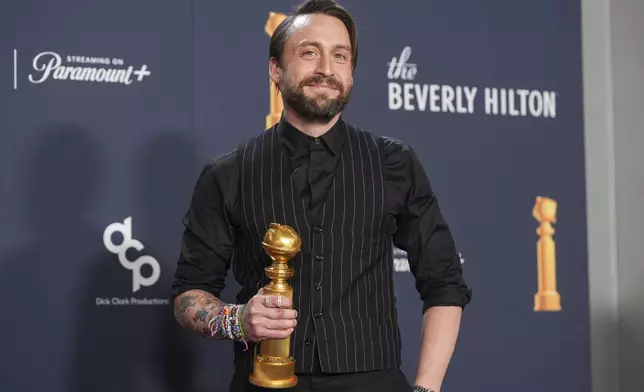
[334,44,352,52]
[296,40,352,52]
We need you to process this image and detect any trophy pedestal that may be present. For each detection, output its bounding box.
[534,291,561,312]
[249,355,297,389]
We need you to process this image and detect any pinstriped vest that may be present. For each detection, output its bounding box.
[232,122,402,374]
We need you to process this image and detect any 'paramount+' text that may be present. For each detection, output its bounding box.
[27,51,151,86]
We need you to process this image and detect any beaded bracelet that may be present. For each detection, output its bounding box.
[208,304,249,351]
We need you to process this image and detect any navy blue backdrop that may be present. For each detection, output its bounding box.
[0,1,590,391]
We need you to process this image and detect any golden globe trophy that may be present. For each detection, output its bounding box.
[265,12,287,129]
[249,223,300,389]
[533,196,562,312]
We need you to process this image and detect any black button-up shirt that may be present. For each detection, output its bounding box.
[172,116,471,377]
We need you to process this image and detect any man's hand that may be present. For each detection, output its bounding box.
[242,289,298,342]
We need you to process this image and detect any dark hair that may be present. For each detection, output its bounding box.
[269,0,358,70]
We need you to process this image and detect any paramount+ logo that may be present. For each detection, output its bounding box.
[12,49,151,90]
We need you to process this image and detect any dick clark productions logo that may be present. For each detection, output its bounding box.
[103,217,160,293]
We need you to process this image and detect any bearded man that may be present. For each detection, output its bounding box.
[171,1,471,391]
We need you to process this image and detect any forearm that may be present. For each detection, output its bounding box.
[173,289,228,339]
[414,306,463,392]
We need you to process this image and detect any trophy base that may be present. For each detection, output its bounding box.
[534,291,561,311]
[249,355,297,389]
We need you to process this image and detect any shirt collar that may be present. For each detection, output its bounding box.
[276,114,346,157]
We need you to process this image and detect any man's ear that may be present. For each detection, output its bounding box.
[269,58,281,86]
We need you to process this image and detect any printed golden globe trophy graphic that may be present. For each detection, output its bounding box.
[249,223,301,389]
[265,12,287,129]
[533,196,561,312]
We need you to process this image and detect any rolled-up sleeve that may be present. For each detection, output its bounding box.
[383,138,472,314]
[171,152,237,300]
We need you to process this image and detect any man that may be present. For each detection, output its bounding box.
[171,1,471,391]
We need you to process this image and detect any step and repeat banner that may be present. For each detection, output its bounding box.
[0,0,590,391]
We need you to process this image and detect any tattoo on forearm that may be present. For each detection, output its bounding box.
[192,309,209,323]
[179,294,197,313]
[174,290,226,339]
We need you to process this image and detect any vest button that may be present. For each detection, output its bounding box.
[316,255,323,261]
[305,338,314,346]
[314,311,322,318]
[314,226,322,233]
[315,282,322,290]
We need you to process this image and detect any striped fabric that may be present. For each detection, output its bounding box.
[233,123,401,374]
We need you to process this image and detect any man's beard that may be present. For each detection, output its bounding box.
[279,74,352,123]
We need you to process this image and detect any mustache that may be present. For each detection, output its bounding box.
[300,75,343,91]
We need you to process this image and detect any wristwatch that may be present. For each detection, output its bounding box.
[413,386,434,392]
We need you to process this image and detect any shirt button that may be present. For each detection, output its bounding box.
[314,138,321,144]
[314,311,322,318]
[316,255,323,261]
[314,226,322,233]
[315,282,322,290]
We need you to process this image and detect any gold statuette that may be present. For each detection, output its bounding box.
[265,12,287,129]
[533,196,561,312]
[249,223,301,389]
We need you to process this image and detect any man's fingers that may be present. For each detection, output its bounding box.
[260,294,293,309]
[263,318,298,330]
[245,293,296,342]
[263,308,298,320]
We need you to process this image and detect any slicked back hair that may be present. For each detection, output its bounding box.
[269,0,358,70]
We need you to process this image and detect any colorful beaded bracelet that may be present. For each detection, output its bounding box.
[208,304,249,351]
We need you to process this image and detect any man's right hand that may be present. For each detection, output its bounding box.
[242,289,298,342]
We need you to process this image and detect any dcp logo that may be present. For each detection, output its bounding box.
[103,217,160,293]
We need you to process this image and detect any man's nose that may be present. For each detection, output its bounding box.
[315,54,333,77]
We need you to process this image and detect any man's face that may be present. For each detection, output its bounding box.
[271,13,354,123]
